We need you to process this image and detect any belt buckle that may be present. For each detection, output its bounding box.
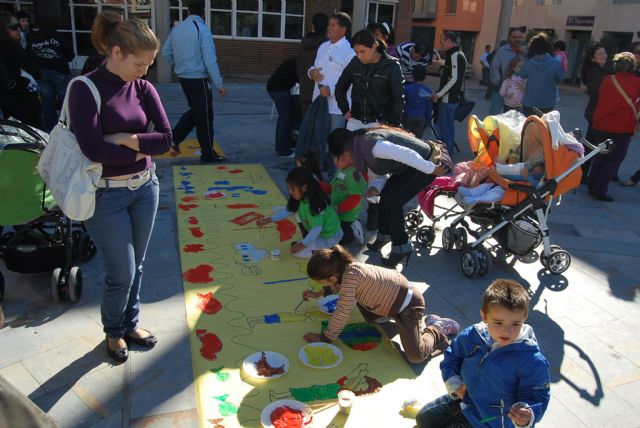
[127,171,146,190]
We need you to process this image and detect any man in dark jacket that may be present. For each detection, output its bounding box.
[267,56,298,158]
[432,31,466,156]
[26,16,74,132]
[296,13,328,117]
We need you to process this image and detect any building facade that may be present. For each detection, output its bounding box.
[411,0,640,83]
[0,0,413,82]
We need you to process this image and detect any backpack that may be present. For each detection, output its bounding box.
[37,76,102,221]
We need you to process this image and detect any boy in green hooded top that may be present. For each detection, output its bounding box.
[331,153,367,245]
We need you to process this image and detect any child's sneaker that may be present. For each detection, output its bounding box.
[425,315,460,337]
[351,220,365,245]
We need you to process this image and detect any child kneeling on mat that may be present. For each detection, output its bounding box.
[302,245,460,364]
[257,167,342,258]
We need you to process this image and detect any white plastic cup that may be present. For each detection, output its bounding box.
[338,390,355,415]
[270,249,280,261]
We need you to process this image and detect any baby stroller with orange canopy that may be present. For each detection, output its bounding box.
[410,112,611,277]
[0,120,96,301]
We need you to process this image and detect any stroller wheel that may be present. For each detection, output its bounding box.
[476,248,492,276]
[461,250,479,277]
[454,228,467,250]
[68,267,83,303]
[547,249,571,274]
[416,226,436,248]
[51,268,65,303]
[405,209,424,231]
[442,227,455,251]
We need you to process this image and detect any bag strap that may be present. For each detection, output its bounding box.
[611,75,637,117]
[59,75,101,129]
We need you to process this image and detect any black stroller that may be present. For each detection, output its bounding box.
[0,120,96,302]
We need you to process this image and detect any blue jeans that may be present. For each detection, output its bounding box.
[437,102,458,156]
[268,90,293,156]
[488,91,504,115]
[416,395,471,428]
[83,175,160,338]
[38,69,71,132]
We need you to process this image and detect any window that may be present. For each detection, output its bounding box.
[414,0,437,19]
[366,2,396,26]
[445,0,456,14]
[210,0,304,40]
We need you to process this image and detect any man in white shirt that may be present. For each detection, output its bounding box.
[307,12,355,172]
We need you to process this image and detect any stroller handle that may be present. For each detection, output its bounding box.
[571,128,613,154]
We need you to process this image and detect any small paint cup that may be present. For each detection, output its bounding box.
[338,390,355,415]
[270,249,280,261]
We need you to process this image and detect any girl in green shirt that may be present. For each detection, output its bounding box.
[258,167,342,258]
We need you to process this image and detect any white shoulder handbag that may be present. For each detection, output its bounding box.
[37,76,103,221]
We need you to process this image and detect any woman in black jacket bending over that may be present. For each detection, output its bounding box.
[335,29,405,131]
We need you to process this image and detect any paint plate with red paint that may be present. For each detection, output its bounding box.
[260,399,312,428]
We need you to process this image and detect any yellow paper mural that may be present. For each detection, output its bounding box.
[174,164,418,427]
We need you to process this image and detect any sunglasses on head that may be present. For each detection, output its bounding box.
[8,23,19,31]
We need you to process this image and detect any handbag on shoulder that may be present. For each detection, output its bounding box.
[37,76,102,221]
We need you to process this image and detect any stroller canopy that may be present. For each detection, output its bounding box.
[0,120,55,225]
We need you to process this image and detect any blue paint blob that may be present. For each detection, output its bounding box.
[232,193,240,197]
[180,166,188,170]
[215,180,230,185]
[323,297,338,313]
[263,314,281,324]
[250,190,267,195]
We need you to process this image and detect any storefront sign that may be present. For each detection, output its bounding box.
[566,16,595,26]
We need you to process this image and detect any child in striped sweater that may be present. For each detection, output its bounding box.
[301,245,460,364]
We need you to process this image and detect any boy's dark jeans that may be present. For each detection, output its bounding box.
[416,395,471,428]
[339,221,354,245]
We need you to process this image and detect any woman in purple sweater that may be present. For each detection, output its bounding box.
[69,11,172,363]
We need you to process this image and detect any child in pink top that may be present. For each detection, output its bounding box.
[500,56,526,112]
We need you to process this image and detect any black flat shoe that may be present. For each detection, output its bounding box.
[106,339,128,363]
[367,239,390,252]
[125,330,158,348]
[381,251,412,267]
[592,193,614,202]
[620,180,637,187]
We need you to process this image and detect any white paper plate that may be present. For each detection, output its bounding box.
[298,342,343,369]
[316,294,339,314]
[242,351,289,379]
[260,399,312,428]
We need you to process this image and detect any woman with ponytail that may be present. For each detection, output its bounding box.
[68,11,172,363]
[335,29,405,131]
[302,245,459,364]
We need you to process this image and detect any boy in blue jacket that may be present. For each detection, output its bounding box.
[416,279,550,428]
[402,65,433,139]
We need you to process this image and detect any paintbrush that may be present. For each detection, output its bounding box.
[479,403,543,424]
[293,298,305,312]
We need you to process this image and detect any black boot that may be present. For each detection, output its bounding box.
[380,251,412,267]
[366,204,378,231]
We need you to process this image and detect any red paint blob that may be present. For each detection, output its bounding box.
[217,166,226,170]
[229,169,243,174]
[230,211,264,226]
[275,219,297,242]
[197,292,223,314]
[227,204,258,209]
[196,329,223,360]
[183,264,214,283]
[178,203,199,211]
[188,216,199,224]
[189,227,204,238]
[205,191,225,199]
[270,406,310,428]
[183,244,205,253]
[182,196,199,202]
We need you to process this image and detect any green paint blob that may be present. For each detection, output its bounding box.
[218,401,239,416]
[216,372,230,381]
[290,383,340,402]
[214,394,229,402]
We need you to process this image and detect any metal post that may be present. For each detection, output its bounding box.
[155,0,172,83]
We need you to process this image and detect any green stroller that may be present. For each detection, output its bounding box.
[0,119,96,302]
